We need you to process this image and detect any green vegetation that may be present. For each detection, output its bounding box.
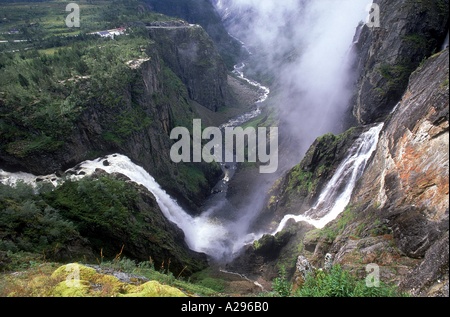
[403,34,428,50]
[0,181,81,256]
[189,268,227,293]
[378,62,416,96]
[0,0,172,44]
[320,205,357,242]
[0,33,153,155]
[42,176,142,245]
[270,266,292,297]
[286,127,357,196]
[176,164,209,196]
[295,265,407,297]
[286,166,315,194]
[0,0,193,155]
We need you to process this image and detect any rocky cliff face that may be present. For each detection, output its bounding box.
[343,48,449,296]
[145,0,244,69]
[228,48,448,296]
[351,0,449,124]
[0,26,232,213]
[228,2,449,296]
[147,21,230,112]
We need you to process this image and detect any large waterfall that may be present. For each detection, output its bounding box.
[0,0,384,263]
[0,123,384,261]
[273,123,384,233]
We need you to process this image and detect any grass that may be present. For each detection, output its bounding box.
[320,205,357,242]
[0,251,220,297]
[0,0,177,53]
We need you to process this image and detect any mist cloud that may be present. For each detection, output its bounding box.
[214,0,370,156]
[204,0,373,260]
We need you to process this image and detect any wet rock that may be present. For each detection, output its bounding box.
[351,0,449,124]
[400,232,449,297]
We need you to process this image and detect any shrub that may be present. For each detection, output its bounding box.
[295,265,406,297]
[271,266,292,297]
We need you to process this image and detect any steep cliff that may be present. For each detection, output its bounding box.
[227,9,449,296]
[147,21,230,112]
[145,0,244,69]
[339,48,449,296]
[227,49,448,297]
[351,0,449,124]
[0,26,235,213]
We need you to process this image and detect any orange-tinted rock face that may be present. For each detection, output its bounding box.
[354,48,449,219]
[392,118,449,220]
[346,49,449,296]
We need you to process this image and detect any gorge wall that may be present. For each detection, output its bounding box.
[0,23,237,213]
[351,0,449,124]
[226,0,449,297]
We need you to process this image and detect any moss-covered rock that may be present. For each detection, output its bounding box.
[50,263,187,297]
[42,173,209,277]
[121,280,187,297]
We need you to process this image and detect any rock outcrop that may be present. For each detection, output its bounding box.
[351,0,449,124]
[230,47,449,298]
[300,48,449,296]
[145,0,244,69]
[147,22,230,112]
[0,27,230,213]
[346,48,449,296]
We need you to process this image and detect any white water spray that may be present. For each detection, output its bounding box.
[0,154,245,261]
[0,123,384,260]
[273,123,384,233]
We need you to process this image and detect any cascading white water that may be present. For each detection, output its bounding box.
[0,0,387,264]
[0,154,244,261]
[0,123,385,260]
[273,123,384,233]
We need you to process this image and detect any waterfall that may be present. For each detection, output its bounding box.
[273,123,384,233]
[0,0,387,263]
[0,123,384,260]
[442,30,449,51]
[0,154,242,261]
